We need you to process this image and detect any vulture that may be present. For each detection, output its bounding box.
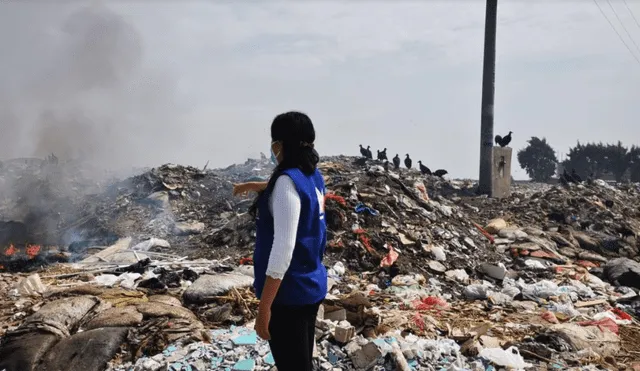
[377,148,388,161]
[418,161,432,175]
[359,145,368,157]
[365,146,373,159]
[404,154,412,169]
[392,154,401,169]
[433,169,448,178]
[494,131,513,147]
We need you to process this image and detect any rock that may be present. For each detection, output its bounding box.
[349,342,383,370]
[445,269,469,282]
[334,322,355,343]
[479,263,506,280]
[428,245,447,261]
[484,218,507,234]
[324,309,347,322]
[172,221,205,235]
[428,260,446,273]
[183,273,253,304]
[40,327,129,371]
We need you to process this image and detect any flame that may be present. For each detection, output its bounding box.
[4,244,16,256]
[26,244,41,259]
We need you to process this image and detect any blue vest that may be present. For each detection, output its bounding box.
[253,168,327,306]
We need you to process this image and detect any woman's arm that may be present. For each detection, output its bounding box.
[261,176,301,299]
[233,181,268,196]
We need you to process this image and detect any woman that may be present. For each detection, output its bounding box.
[237,111,327,371]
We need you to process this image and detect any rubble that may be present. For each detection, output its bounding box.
[1,155,640,369]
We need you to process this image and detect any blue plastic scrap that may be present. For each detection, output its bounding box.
[232,359,256,371]
[163,345,178,356]
[232,330,258,345]
[264,353,275,365]
[355,203,379,216]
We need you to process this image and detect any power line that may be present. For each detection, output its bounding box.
[593,0,640,65]
[606,0,640,55]
[622,0,640,30]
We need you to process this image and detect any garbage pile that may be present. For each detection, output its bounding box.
[0,155,640,370]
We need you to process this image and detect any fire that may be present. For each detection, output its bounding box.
[26,244,41,259]
[4,244,16,256]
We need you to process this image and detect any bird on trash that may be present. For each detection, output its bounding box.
[494,131,513,147]
[377,148,388,161]
[418,161,432,175]
[359,145,368,158]
[561,169,577,184]
[570,169,582,183]
[392,154,401,170]
[365,146,373,159]
[404,154,412,169]
[383,160,389,172]
[434,169,448,178]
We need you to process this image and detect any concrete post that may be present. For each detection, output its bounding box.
[490,147,512,198]
[478,0,498,195]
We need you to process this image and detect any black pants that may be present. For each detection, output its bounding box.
[268,301,321,371]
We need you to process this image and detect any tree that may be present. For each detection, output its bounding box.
[628,145,640,182]
[563,141,631,181]
[517,137,558,182]
[603,141,629,182]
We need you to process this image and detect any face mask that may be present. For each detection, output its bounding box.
[270,142,280,165]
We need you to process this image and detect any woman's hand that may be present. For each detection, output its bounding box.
[233,181,268,196]
[255,306,271,340]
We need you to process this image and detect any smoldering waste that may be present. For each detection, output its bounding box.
[0,155,640,370]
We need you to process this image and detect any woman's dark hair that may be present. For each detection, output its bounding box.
[249,111,319,216]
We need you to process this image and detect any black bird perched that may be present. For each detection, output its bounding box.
[562,169,574,184]
[418,161,432,175]
[494,131,513,147]
[377,148,388,161]
[571,169,582,183]
[365,146,373,159]
[383,160,389,172]
[404,154,412,169]
[433,169,448,178]
[359,144,368,157]
[392,154,401,169]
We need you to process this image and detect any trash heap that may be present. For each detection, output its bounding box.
[1,155,640,370]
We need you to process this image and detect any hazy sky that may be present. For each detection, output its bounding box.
[0,1,639,179]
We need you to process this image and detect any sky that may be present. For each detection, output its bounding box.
[0,1,639,180]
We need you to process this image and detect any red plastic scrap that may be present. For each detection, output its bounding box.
[413,312,426,331]
[530,250,559,259]
[412,296,449,311]
[380,244,399,267]
[239,257,253,265]
[578,317,619,335]
[541,311,559,324]
[576,260,599,268]
[354,229,375,254]
[612,308,632,321]
[325,192,347,207]
[472,222,495,244]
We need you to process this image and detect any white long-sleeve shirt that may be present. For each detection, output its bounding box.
[266,175,301,280]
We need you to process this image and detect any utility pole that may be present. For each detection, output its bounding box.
[478,0,498,195]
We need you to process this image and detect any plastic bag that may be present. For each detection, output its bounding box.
[479,346,533,370]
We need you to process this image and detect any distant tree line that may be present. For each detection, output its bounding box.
[517,138,640,182]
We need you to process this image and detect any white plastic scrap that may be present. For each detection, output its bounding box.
[479,346,533,370]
